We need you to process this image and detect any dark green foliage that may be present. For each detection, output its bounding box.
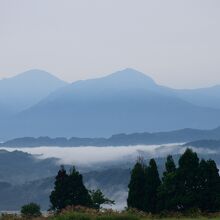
[144,159,161,213]
[198,159,220,212]
[127,160,146,211]
[66,167,92,207]
[90,189,115,210]
[127,158,161,213]
[50,166,69,211]
[50,166,92,211]
[20,203,41,218]
[157,155,178,211]
[128,148,220,213]
[176,148,200,210]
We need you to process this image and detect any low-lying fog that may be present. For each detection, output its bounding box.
[0,144,217,166]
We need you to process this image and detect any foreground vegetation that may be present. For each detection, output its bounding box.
[3,206,220,220]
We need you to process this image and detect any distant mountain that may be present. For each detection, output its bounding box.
[2,127,220,147]
[184,139,220,149]
[0,69,67,116]
[1,68,220,139]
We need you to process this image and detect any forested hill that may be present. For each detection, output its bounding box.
[2,126,220,147]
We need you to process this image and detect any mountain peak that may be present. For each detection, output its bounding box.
[108,68,155,81]
[101,68,157,89]
[13,69,65,82]
[0,69,68,113]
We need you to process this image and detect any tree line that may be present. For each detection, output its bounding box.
[127,148,220,213]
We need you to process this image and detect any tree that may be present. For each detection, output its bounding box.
[144,159,161,213]
[157,155,178,211]
[66,167,92,207]
[127,159,146,211]
[50,166,92,211]
[176,148,200,210]
[164,155,176,174]
[50,165,69,211]
[198,159,220,212]
[21,203,41,218]
[90,189,115,210]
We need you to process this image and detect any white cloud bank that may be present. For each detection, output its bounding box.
[0,143,185,165]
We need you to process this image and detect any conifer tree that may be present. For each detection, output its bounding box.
[50,165,69,211]
[144,159,161,213]
[198,159,220,212]
[127,159,146,211]
[66,167,92,207]
[50,166,92,211]
[176,148,200,210]
[157,155,178,211]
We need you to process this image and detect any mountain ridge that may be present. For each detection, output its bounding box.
[2,126,220,147]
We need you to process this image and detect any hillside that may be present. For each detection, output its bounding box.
[0,150,59,184]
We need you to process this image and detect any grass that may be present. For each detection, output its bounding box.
[2,206,220,220]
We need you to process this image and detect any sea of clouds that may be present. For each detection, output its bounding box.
[1,143,217,166]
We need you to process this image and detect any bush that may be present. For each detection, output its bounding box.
[20,203,42,218]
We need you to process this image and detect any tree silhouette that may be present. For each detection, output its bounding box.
[176,148,200,210]
[50,165,69,211]
[50,166,91,211]
[144,159,161,213]
[127,159,146,211]
[198,159,220,212]
[157,155,178,211]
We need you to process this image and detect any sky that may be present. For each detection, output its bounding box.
[0,0,220,89]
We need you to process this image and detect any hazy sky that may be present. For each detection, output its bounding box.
[0,0,220,88]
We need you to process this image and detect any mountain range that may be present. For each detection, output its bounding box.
[1,68,220,140]
[2,126,220,147]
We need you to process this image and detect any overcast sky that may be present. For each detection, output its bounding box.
[0,0,219,88]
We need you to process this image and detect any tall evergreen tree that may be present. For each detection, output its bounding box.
[127,160,146,211]
[50,165,69,211]
[198,159,220,212]
[66,167,92,207]
[144,159,161,213]
[157,155,178,211]
[176,148,200,210]
[50,166,92,211]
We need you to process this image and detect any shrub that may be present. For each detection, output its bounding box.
[20,203,42,218]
